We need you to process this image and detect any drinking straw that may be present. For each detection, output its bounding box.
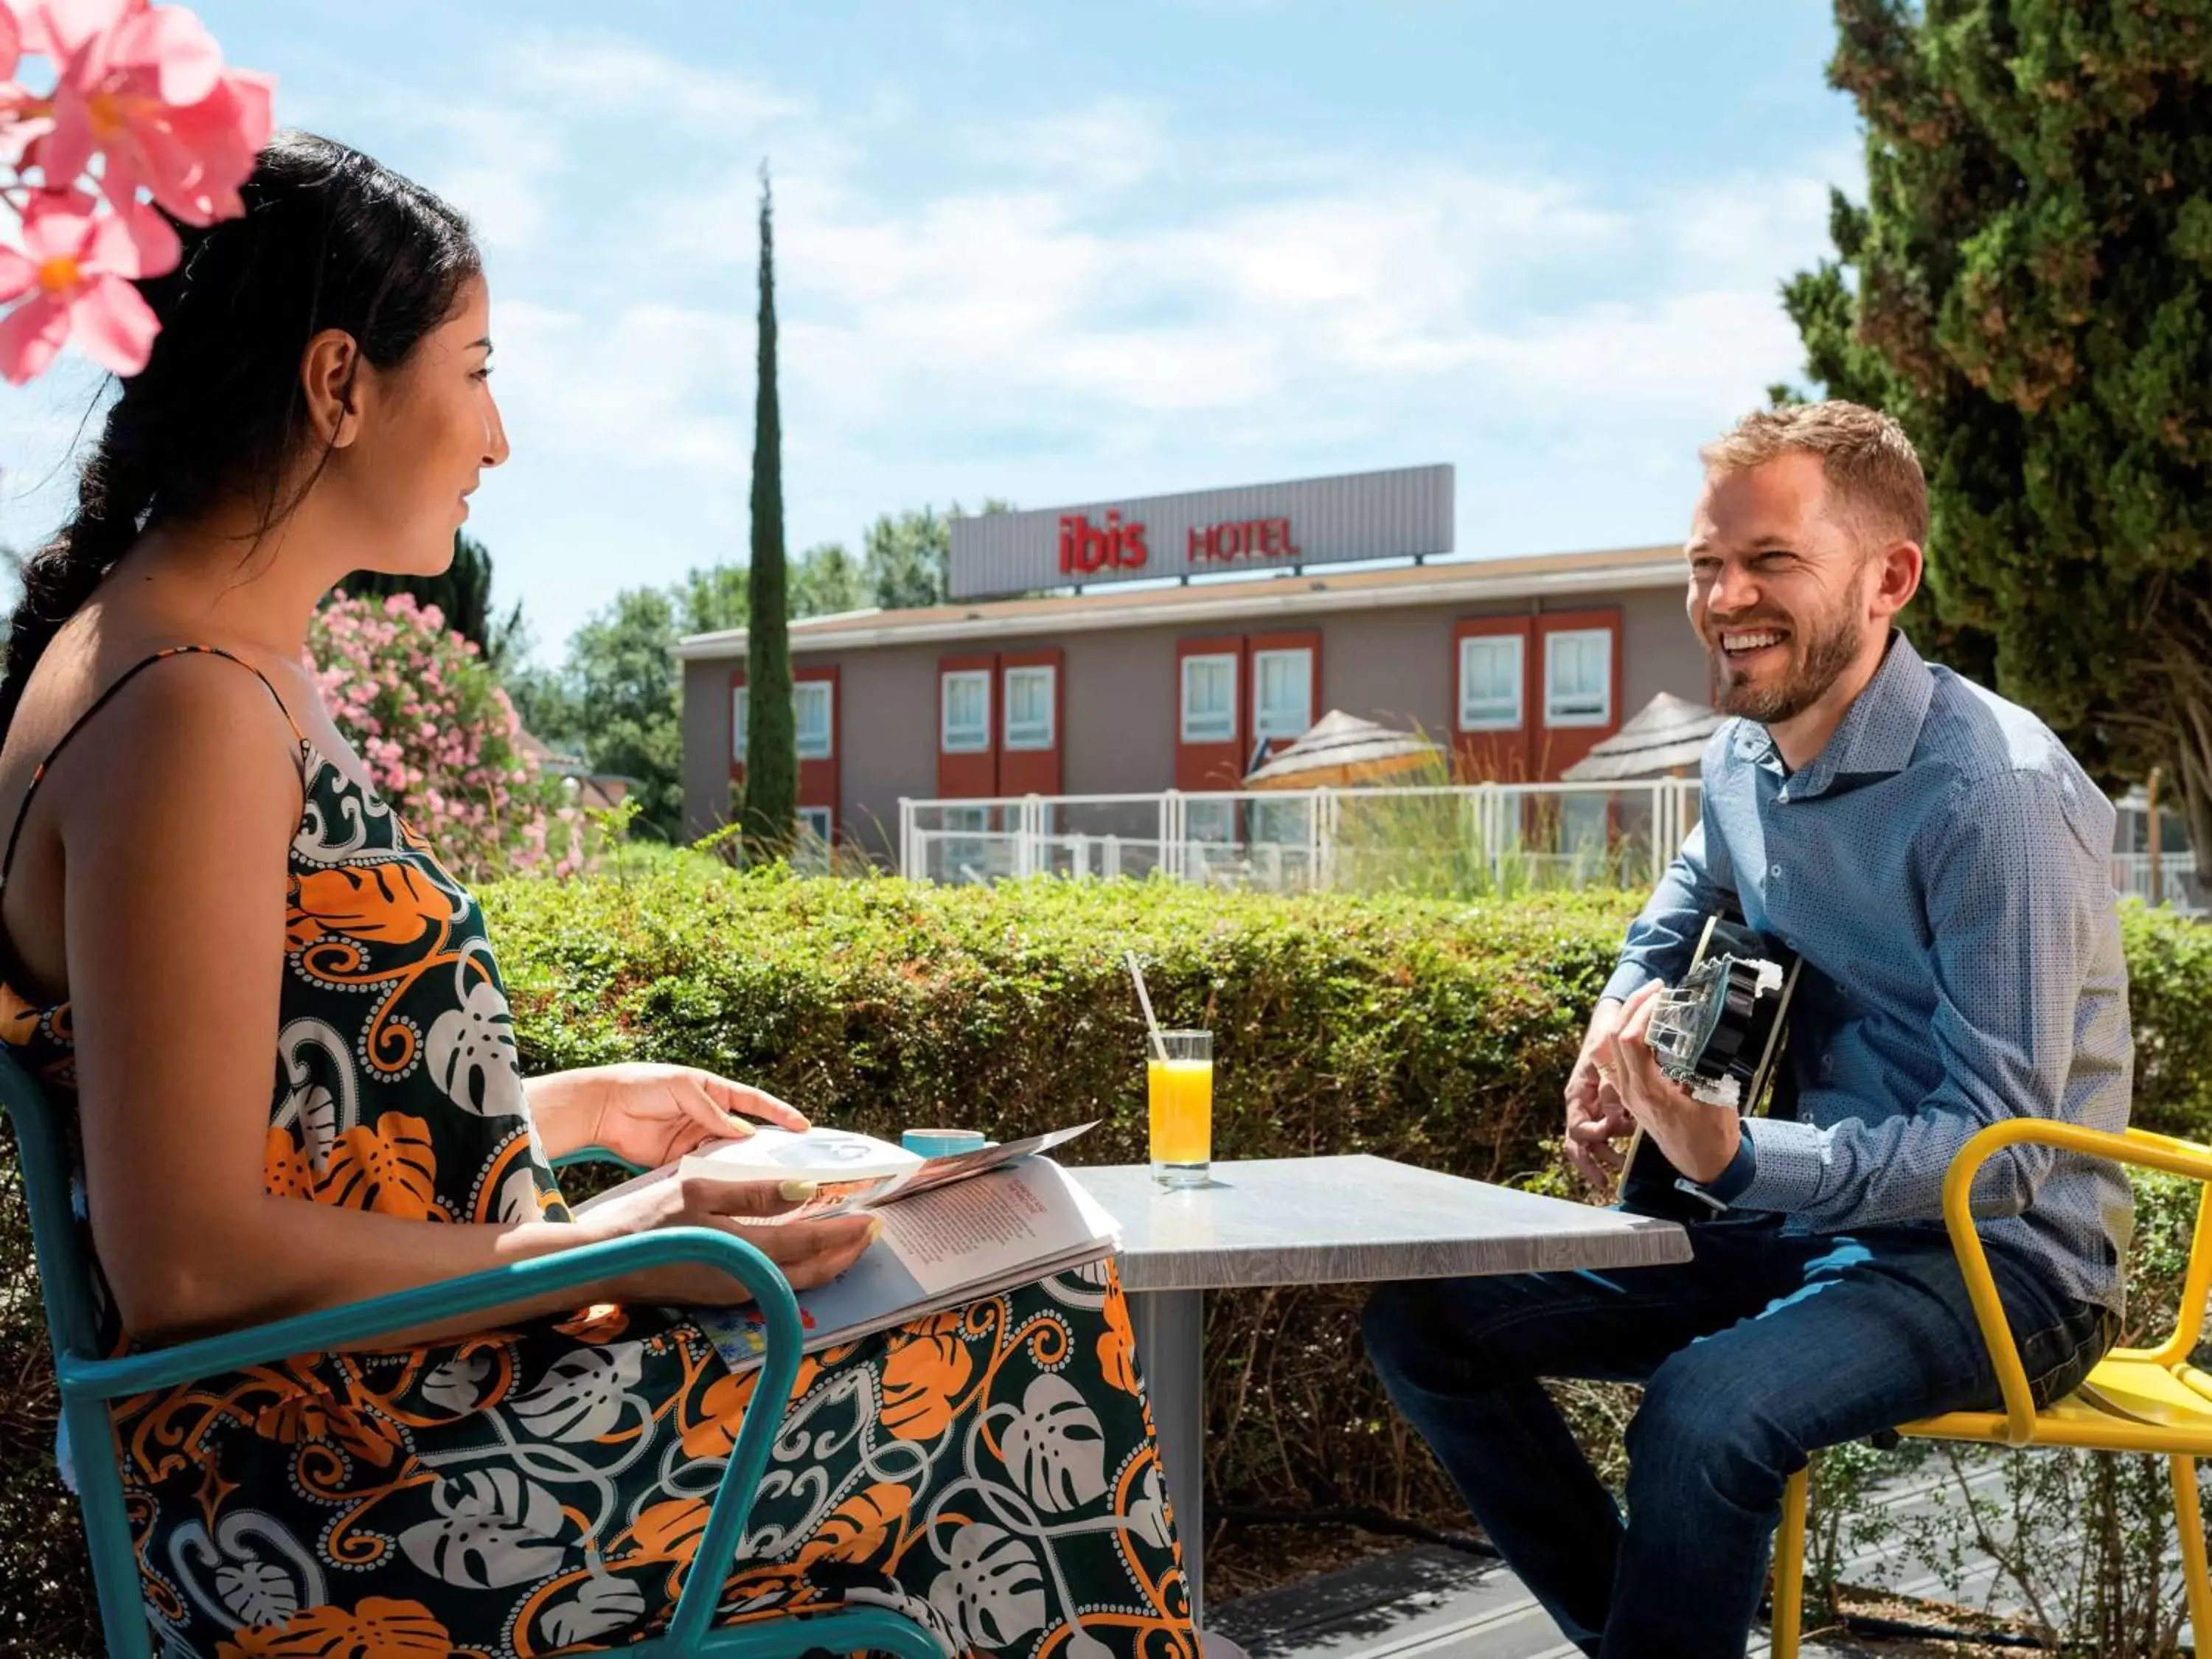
[1124,950,1170,1063]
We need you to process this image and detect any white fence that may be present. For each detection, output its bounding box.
[898,785,2205,911]
[2112,852,2203,913]
[899,782,1703,894]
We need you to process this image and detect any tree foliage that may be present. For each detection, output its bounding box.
[1784,0,2212,863]
[790,540,869,616]
[860,500,1016,609]
[743,164,797,855]
[512,542,921,849]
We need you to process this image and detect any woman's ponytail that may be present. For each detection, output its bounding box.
[0,407,159,742]
[0,128,480,745]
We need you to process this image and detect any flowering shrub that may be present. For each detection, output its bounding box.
[0,0,274,383]
[308,591,588,883]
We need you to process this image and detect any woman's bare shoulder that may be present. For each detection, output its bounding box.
[15,630,305,841]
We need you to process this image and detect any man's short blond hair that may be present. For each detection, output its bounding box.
[1700,400,1929,549]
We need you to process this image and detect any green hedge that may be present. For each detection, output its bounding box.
[1,872,2209,1652]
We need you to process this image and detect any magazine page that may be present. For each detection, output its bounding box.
[689,1157,1120,1374]
[571,1120,1099,1221]
[568,1125,920,1220]
[807,1121,1100,1216]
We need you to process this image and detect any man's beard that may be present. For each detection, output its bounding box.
[1705,608,1863,724]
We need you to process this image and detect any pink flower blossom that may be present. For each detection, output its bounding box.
[1,7,21,81]
[18,0,274,227]
[0,187,161,380]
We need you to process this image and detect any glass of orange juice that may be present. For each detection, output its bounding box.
[1147,1030,1213,1188]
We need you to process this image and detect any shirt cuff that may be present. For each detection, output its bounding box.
[1731,1116,1832,1213]
[1697,1129,1758,1205]
[1601,959,1660,1005]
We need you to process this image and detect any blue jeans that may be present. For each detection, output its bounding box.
[1362,1215,2114,1658]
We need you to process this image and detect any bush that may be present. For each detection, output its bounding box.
[309,592,587,883]
[1,875,2210,1651]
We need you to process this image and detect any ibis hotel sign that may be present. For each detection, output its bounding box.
[947,463,1455,602]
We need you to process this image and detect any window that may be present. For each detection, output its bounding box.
[1251,648,1313,742]
[1458,634,1523,730]
[1180,653,1238,743]
[797,805,833,842]
[737,682,833,759]
[1545,629,1612,727]
[942,669,991,753]
[1004,665,1057,751]
[794,680,834,759]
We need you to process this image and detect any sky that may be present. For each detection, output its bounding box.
[0,0,1865,663]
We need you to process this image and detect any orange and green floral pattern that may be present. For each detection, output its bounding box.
[0,650,1192,1659]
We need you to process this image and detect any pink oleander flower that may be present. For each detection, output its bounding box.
[0,187,162,380]
[1,7,21,82]
[306,591,588,883]
[16,0,274,227]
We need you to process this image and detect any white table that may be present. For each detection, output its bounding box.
[1067,1155,1691,1632]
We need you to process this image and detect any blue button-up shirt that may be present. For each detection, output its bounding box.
[1603,632,2132,1310]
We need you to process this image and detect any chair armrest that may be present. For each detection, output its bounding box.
[57,1225,801,1648]
[551,1145,649,1174]
[55,1226,779,1399]
[1939,1121,2212,1445]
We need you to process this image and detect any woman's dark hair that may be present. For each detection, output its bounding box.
[0,131,480,741]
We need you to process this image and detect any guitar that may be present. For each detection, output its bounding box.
[1615,912,1801,1222]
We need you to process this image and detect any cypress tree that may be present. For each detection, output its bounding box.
[1784,1,2212,872]
[742,162,798,855]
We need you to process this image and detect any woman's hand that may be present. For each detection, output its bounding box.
[582,1169,878,1305]
[530,1062,810,1169]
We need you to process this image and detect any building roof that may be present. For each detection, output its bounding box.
[674,542,1687,660]
[1559,690,1725,782]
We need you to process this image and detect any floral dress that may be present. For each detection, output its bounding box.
[0,647,1193,1659]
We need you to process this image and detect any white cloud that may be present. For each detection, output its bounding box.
[493,299,751,473]
[496,32,806,133]
[0,25,1857,647]
[967,100,1171,192]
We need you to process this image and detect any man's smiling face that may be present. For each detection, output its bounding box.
[1686,450,1879,725]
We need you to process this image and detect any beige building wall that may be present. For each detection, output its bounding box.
[682,577,1715,861]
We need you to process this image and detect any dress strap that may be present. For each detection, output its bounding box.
[0,644,312,889]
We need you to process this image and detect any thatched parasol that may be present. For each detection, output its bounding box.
[1559,692,1724,782]
[1244,710,1444,789]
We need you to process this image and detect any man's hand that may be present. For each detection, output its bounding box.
[1604,981,1742,1186]
[1564,997,1634,1193]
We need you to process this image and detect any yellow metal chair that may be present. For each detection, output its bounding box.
[1770,1120,2212,1658]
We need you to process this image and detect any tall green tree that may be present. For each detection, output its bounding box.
[339,532,527,670]
[743,163,796,855]
[1784,1,2212,862]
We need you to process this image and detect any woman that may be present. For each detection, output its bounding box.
[0,132,1190,1658]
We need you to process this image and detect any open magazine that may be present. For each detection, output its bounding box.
[570,1123,1118,1374]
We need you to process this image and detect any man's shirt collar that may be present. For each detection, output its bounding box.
[1730,630,1935,799]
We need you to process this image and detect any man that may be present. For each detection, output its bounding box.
[1363,401,2130,1658]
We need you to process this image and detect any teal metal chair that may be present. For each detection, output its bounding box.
[1,1048,941,1659]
